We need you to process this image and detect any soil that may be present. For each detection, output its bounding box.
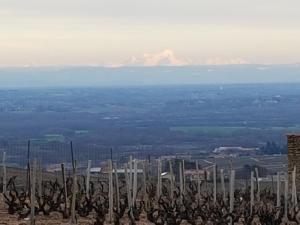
[0,195,154,225]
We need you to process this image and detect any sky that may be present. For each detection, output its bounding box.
[1,0,300,67]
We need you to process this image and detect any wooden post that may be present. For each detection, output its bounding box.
[86,160,92,198]
[71,160,77,224]
[2,152,6,194]
[271,174,275,194]
[196,161,201,201]
[61,163,68,218]
[179,162,183,194]
[204,169,208,192]
[132,159,138,204]
[220,168,225,203]
[108,160,113,223]
[292,166,297,207]
[292,167,295,207]
[182,160,186,193]
[250,171,254,215]
[213,164,217,204]
[129,156,133,200]
[125,165,134,221]
[228,168,231,199]
[38,160,42,198]
[159,159,162,197]
[30,159,37,225]
[228,170,235,225]
[156,159,162,199]
[229,170,235,213]
[284,172,288,219]
[277,172,281,207]
[26,140,31,195]
[114,163,120,214]
[125,165,131,208]
[255,167,260,201]
[142,161,148,203]
[295,166,298,207]
[169,160,174,201]
[143,161,147,197]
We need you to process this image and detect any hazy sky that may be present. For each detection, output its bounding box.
[1,0,300,67]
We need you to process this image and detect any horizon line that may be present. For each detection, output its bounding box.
[0,63,300,69]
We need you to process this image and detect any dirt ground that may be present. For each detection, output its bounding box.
[0,211,154,225]
[0,195,156,225]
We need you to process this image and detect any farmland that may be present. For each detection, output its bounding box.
[1,83,300,162]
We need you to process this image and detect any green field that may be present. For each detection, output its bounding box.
[75,130,90,135]
[44,134,65,142]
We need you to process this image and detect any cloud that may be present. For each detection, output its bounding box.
[129,49,188,66]
[204,57,250,65]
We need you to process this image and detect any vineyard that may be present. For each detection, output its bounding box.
[0,151,300,225]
